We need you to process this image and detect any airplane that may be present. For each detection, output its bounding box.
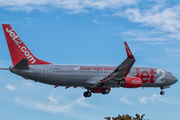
[0,24,178,98]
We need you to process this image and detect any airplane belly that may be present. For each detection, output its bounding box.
[141,82,168,87]
[44,73,93,86]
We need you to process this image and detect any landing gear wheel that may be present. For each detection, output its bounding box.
[101,89,105,95]
[160,91,165,95]
[118,80,125,87]
[101,88,110,95]
[83,91,92,97]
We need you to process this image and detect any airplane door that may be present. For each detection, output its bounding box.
[41,67,47,78]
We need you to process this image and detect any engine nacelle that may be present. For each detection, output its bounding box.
[123,77,142,88]
[92,87,111,93]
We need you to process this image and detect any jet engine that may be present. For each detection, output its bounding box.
[119,77,142,88]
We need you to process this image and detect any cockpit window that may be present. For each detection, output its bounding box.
[168,72,172,75]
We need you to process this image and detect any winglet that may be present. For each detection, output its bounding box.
[124,42,134,59]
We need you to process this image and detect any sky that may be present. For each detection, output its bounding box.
[0,0,180,120]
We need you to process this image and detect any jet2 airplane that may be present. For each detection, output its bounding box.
[0,24,178,97]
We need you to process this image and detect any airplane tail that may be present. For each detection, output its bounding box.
[2,24,51,65]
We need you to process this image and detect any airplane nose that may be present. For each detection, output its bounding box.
[174,76,178,83]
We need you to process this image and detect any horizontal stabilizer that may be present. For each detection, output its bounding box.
[13,58,29,70]
[0,68,9,70]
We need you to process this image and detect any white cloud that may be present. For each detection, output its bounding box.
[74,97,92,107]
[0,59,11,67]
[116,4,180,32]
[149,94,159,101]
[15,94,103,114]
[48,96,58,103]
[6,84,16,90]
[115,27,180,42]
[122,29,169,41]
[93,19,99,24]
[36,103,72,113]
[120,96,134,105]
[113,4,180,41]
[165,48,180,52]
[14,95,105,120]
[150,94,170,103]
[15,95,72,113]
[139,94,170,104]
[22,81,34,86]
[125,5,180,33]
[138,96,148,104]
[0,0,138,13]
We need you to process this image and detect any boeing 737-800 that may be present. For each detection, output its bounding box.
[0,24,178,97]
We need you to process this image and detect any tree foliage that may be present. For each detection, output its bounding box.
[104,114,146,120]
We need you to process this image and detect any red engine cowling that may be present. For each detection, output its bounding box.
[123,77,142,88]
[92,87,111,93]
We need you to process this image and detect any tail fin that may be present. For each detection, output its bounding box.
[2,24,51,65]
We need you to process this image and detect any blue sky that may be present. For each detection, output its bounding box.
[0,0,180,120]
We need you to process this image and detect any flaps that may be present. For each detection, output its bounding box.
[85,76,105,86]
[13,58,29,70]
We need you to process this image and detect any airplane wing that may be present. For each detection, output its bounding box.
[93,42,136,87]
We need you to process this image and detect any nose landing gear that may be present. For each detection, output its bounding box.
[160,91,165,95]
[160,87,165,95]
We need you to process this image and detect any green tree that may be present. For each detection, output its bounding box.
[104,114,146,120]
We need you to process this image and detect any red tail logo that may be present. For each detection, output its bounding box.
[2,24,51,65]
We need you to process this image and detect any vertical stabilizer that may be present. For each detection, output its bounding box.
[2,24,51,65]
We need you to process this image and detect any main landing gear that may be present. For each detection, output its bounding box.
[101,88,110,95]
[160,87,165,95]
[84,91,92,98]
[83,88,110,98]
